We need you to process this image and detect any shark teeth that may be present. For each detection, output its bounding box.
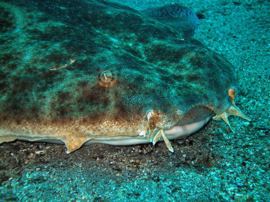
[213,103,251,132]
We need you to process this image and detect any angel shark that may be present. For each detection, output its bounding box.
[0,0,249,153]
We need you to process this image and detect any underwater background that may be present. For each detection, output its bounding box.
[0,0,269,201]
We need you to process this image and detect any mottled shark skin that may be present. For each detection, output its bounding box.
[0,0,249,153]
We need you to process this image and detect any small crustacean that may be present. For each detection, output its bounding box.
[212,88,250,133]
[0,0,250,153]
[142,3,200,38]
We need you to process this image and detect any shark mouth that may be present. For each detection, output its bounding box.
[88,116,211,146]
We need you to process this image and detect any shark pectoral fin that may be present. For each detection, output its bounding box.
[63,132,89,154]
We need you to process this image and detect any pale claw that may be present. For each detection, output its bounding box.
[228,104,251,121]
[213,112,234,132]
[161,130,174,152]
[152,129,162,145]
[151,129,174,152]
[213,102,250,133]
